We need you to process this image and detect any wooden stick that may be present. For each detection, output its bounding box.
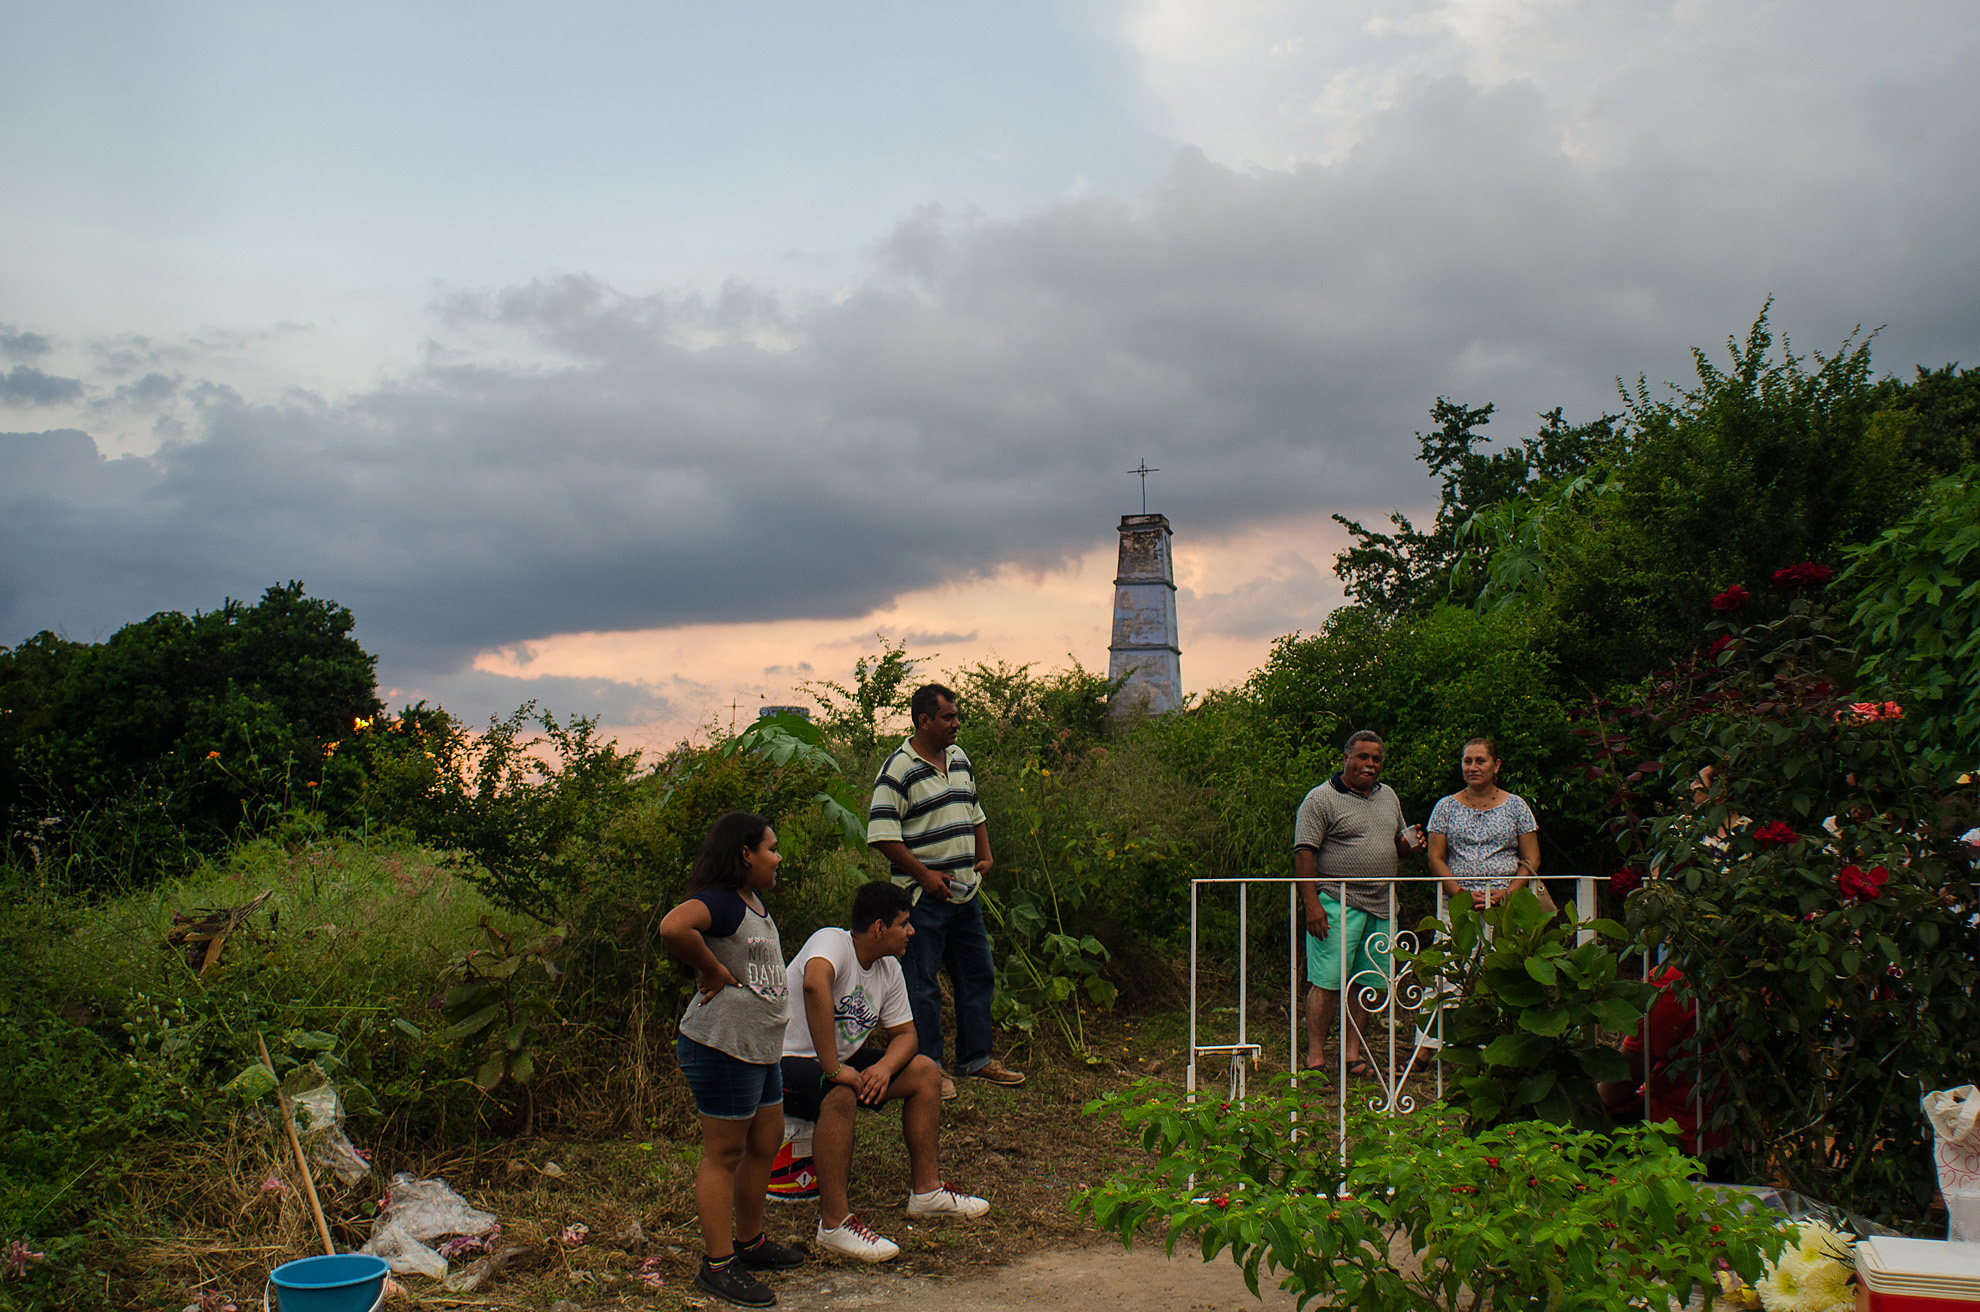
[257,1033,336,1257]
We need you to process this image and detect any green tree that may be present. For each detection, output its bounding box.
[1448,308,1938,691]
[1865,362,1980,473]
[4,582,382,886]
[804,636,921,760]
[1333,400,1617,612]
[1840,467,1980,769]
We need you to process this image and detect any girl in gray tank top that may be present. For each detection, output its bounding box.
[659,812,804,1304]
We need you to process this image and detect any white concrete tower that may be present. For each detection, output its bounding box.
[1107,512,1181,715]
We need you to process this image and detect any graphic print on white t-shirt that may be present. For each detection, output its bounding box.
[781,927,912,1062]
[835,983,883,1052]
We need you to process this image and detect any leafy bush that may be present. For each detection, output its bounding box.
[1432,310,1965,693]
[437,918,569,1133]
[980,757,1122,1055]
[386,703,644,919]
[1080,1080,1787,1312]
[804,636,919,760]
[1407,891,1651,1129]
[948,658,1121,769]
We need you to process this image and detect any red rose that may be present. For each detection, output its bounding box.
[1710,584,1751,612]
[1703,635,1735,663]
[1771,562,1835,590]
[1750,821,1799,849]
[1610,867,1643,895]
[1839,864,1890,901]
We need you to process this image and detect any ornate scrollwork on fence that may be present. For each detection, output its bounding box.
[1342,926,1426,1114]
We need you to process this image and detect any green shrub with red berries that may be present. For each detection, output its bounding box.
[1079,1080,1785,1312]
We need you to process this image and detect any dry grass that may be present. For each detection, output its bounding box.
[102,1010,1179,1311]
[95,982,1491,1310]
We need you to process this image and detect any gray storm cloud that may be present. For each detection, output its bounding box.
[4,69,1978,701]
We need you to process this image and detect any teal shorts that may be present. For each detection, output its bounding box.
[1305,894,1392,992]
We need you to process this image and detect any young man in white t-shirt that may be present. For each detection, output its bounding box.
[780,882,989,1263]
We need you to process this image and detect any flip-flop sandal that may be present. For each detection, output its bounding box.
[1298,1063,1333,1080]
[1342,1058,1380,1081]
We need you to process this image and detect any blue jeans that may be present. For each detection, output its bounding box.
[904,893,996,1074]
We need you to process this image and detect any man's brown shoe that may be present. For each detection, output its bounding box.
[939,1074,957,1101]
[967,1059,1025,1087]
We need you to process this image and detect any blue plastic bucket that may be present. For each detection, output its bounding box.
[265,1254,388,1312]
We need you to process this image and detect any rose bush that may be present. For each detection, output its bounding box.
[1580,594,1980,1226]
[1748,821,1799,849]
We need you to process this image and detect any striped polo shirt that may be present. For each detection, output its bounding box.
[866,738,988,904]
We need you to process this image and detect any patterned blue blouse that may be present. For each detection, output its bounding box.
[1427,793,1538,894]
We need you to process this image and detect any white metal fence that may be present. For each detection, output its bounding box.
[1185,875,1602,1129]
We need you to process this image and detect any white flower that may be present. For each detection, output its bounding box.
[1757,1221,1854,1312]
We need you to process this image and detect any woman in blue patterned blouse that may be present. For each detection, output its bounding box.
[1426,738,1541,914]
[1412,738,1546,1067]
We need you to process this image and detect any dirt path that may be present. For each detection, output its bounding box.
[729,1244,1304,1311]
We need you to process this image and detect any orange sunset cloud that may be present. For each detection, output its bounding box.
[464,511,1358,753]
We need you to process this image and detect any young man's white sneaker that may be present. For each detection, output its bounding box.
[906,1183,990,1220]
[815,1214,901,1263]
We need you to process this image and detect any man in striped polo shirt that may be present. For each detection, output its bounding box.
[867,683,1026,1099]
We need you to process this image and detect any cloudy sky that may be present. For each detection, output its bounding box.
[5,1,1977,747]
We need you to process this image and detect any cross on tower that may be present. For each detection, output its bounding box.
[1127,458,1160,514]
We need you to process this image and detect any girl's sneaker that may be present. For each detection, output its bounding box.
[695,1256,776,1308]
[735,1234,807,1270]
[814,1213,900,1263]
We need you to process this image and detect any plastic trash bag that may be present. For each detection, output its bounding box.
[1923,1084,1980,1242]
[286,1074,371,1189]
[360,1173,499,1278]
[1698,1183,1906,1239]
[362,1218,449,1280]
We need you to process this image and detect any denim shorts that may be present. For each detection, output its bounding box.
[676,1034,784,1121]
